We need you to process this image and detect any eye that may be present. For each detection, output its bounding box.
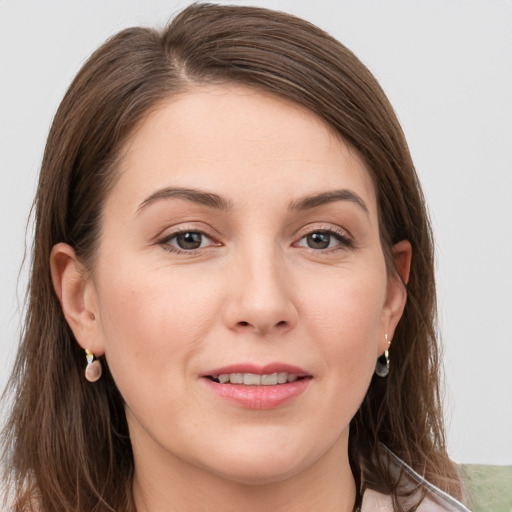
[295,229,352,250]
[305,232,332,249]
[160,231,215,252]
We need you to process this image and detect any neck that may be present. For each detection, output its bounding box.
[131,432,356,512]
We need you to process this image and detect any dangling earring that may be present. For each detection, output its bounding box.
[375,333,390,378]
[85,349,102,382]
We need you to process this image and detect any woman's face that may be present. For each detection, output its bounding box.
[64,85,408,485]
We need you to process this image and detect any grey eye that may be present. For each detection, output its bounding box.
[175,232,204,250]
[306,232,331,249]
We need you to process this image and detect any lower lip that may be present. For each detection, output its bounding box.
[202,377,311,409]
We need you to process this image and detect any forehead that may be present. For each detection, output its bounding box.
[111,84,377,213]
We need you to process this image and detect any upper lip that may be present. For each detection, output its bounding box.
[202,363,311,377]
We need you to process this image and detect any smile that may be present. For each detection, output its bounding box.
[202,364,312,409]
[208,372,302,385]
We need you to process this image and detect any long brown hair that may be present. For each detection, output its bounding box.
[2,3,463,511]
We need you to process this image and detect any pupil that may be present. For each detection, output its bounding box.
[177,232,202,249]
[307,232,330,249]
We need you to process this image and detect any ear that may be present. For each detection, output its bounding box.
[50,243,105,356]
[379,240,412,352]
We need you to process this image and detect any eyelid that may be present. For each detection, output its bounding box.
[295,222,352,239]
[293,223,354,250]
[157,224,221,254]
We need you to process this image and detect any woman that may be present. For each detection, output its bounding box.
[1,3,471,511]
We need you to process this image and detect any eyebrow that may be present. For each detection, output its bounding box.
[137,187,232,214]
[290,189,369,214]
[136,186,368,216]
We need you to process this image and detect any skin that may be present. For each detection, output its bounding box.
[51,85,411,512]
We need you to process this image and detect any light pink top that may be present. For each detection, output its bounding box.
[361,448,471,511]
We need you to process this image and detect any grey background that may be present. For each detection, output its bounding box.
[1,0,511,464]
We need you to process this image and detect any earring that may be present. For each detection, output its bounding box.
[85,349,102,382]
[375,334,390,378]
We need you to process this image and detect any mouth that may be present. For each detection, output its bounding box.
[201,364,312,409]
[206,372,308,386]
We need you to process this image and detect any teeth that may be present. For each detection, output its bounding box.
[260,373,278,385]
[277,372,288,384]
[212,372,302,385]
[244,373,261,385]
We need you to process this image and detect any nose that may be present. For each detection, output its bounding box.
[223,248,298,336]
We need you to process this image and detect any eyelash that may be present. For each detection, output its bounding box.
[158,225,353,255]
[158,229,218,255]
[294,225,354,252]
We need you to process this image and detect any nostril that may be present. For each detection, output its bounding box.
[234,319,291,333]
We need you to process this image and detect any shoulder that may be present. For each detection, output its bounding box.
[361,488,470,512]
[360,448,472,512]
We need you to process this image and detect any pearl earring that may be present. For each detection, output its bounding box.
[85,349,102,382]
[375,333,390,378]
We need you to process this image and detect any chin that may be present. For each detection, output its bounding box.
[194,433,321,486]
[208,456,308,486]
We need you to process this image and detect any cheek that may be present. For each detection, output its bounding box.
[93,260,223,396]
[280,269,386,456]
[299,266,387,378]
